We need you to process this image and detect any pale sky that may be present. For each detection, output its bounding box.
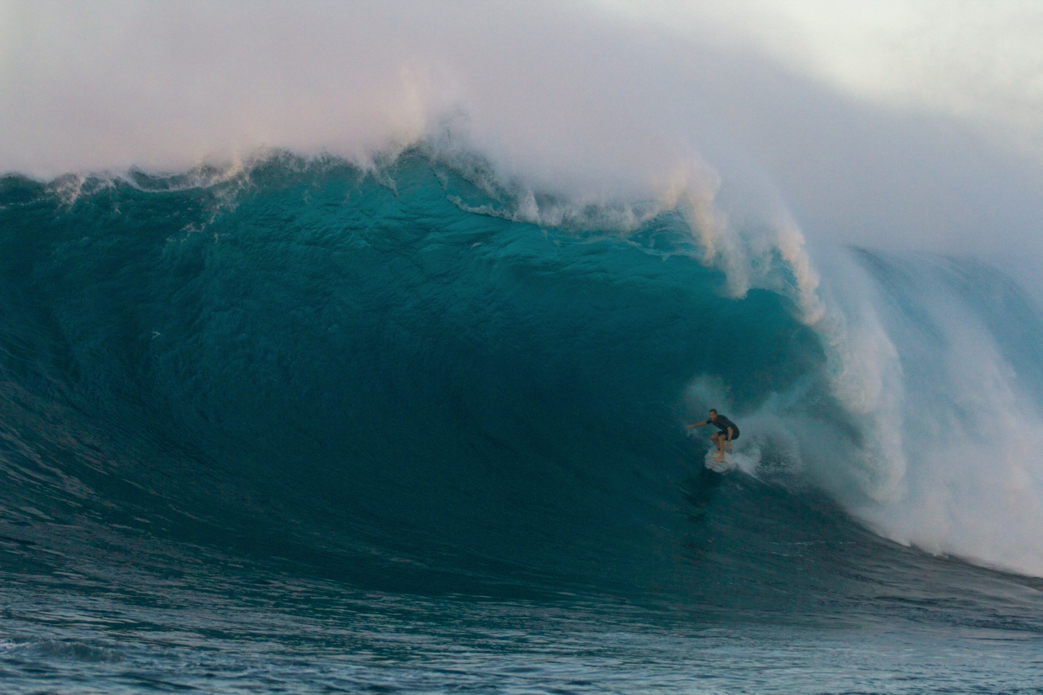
[597,0,1043,160]
[2,0,1042,261]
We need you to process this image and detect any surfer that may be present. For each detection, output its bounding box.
[687,409,740,462]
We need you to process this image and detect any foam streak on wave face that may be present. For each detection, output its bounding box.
[852,259,1043,576]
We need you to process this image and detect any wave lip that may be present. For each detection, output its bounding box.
[2,149,1043,599]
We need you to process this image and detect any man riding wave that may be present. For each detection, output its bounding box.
[687,409,740,463]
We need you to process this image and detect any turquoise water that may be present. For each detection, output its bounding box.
[2,151,1042,692]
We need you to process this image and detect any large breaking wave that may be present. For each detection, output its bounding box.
[1,147,1042,602]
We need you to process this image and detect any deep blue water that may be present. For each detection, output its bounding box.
[1,151,1041,692]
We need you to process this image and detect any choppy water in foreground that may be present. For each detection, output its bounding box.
[3,557,1042,694]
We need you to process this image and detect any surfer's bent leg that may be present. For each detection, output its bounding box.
[711,432,726,460]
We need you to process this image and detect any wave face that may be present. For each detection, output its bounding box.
[2,150,1043,607]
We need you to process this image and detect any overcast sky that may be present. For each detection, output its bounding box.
[2,0,1042,263]
[600,1,1043,153]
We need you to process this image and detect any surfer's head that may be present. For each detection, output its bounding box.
[708,409,718,421]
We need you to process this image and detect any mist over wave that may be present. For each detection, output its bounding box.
[5,1,1043,257]
[3,1,1043,582]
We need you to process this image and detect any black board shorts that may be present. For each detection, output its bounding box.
[716,429,739,440]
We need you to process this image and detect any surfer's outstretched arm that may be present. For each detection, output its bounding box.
[687,421,708,429]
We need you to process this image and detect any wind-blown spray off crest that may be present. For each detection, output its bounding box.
[4,1,1043,579]
[5,0,1043,260]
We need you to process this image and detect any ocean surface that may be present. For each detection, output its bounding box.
[2,150,1042,693]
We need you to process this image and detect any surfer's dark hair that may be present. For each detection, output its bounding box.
[709,408,717,415]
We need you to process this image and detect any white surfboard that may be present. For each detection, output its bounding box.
[704,450,734,473]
